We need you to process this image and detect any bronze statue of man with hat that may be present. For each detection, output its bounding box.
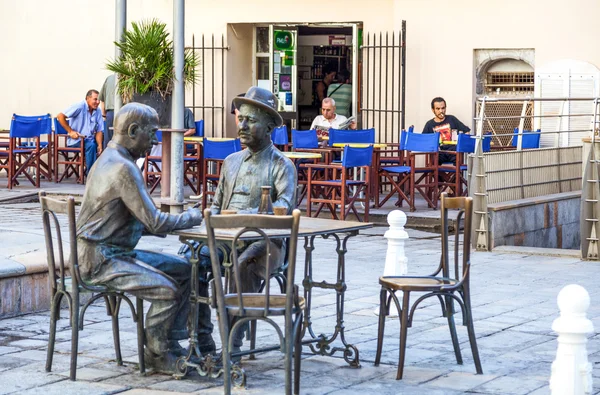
[183,86,297,354]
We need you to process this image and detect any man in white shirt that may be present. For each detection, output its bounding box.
[310,98,356,138]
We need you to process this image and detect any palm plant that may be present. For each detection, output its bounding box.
[107,19,198,102]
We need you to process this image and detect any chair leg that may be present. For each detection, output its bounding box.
[396,291,410,380]
[445,295,463,365]
[108,295,123,366]
[70,294,80,381]
[249,320,257,360]
[284,317,294,395]
[46,292,62,373]
[464,290,483,374]
[294,312,303,395]
[136,298,145,374]
[374,288,388,366]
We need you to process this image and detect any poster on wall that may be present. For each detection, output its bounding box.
[279,75,292,92]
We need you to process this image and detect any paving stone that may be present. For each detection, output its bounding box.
[0,346,20,356]
[0,369,64,394]
[472,375,547,394]
[16,380,128,395]
[8,338,48,349]
[117,390,201,395]
[425,371,498,392]
[149,378,219,392]
[56,366,124,381]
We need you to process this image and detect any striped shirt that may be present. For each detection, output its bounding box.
[327,83,352,117]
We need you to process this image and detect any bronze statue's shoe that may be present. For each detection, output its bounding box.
[144,349,181,375]
[198,335,216,355]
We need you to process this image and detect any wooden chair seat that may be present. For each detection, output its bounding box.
[379,276,458,291]
[224,293,305,317]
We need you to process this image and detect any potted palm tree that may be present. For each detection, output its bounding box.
[107,19,198,127]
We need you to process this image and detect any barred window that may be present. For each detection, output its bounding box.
[485,72,534,95]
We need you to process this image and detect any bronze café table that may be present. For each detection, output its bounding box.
[171,215,372,379]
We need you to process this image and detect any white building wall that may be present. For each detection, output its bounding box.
[1,0,599,137]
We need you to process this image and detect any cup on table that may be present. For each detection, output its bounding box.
[273,206,288,216]
[221,209,238,215]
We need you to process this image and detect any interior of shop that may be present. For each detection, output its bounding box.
[296,26,353,130]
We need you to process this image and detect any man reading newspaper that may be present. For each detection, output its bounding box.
[310,97,357,139]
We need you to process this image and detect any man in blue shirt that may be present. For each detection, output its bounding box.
[57,89,104,176]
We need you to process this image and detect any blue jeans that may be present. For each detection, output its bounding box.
[71,139,97,175]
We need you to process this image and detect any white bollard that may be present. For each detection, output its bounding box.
[550,284,594,395]
[375,210,409,316]
[383,210,409,276]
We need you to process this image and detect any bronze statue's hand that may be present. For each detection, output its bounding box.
[187,207,203,225]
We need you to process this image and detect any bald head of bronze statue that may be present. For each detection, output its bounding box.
[113,103,160,160]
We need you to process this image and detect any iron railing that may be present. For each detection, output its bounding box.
[360,22,406,143]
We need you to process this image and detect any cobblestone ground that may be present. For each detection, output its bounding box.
[1,202,600,394]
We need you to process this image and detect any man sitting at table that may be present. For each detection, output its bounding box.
[76,103,203,374]
[422,97,471,164]
[180,86,297,357]
[310,97,356,139]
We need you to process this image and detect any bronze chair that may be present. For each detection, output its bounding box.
[39,191,145,380]
[374,193,482,379]
[204,209,304,395]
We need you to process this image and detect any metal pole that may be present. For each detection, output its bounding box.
[114,0,126,113]
[171,0,185,213]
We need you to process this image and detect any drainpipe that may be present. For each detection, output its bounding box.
[114,0,126,113]
[170,0,185,213]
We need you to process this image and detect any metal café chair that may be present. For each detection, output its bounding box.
[204,209,304,395]
[39,191,145,381]
[53,117,85,184]
[374,193,482,379]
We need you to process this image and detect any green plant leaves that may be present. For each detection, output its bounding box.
[106,18,198,102]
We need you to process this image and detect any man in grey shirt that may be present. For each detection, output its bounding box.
[77,102,203,373]
[99,74,115,149]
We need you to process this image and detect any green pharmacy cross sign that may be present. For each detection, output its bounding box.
[274,30,294,50]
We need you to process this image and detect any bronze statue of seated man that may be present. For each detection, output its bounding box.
[76,102,203,374]
[180,86,297,355]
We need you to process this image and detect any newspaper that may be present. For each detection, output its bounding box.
[315,116,356,136]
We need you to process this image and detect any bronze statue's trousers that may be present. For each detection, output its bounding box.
[90,250,191,355]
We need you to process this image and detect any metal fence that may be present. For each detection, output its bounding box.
[360,22,406,144]
[187,34,229,138]
[469,96,600,251]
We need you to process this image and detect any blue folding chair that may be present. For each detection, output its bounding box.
[328,128,375,146]
[376,132,440,211]
[306,144,373,221]
[54,117,86,184]
[511,128,541,149]
[5,114,52,188]
[271,125,289,151]
[291,129,319,150]
[202,138,242,210]
[194,120,204,137]
[380,126,414,166]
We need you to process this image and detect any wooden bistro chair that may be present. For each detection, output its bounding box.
[375,193,482,379]
[144,130,163,193]
[204,209,304,395]
[4,114,52,189]
[202,138,242,210]
[54,118,85,184]
[306,144,373,222]
[39,191,145,380]
[438,134,491,197]
[376,132,440,212]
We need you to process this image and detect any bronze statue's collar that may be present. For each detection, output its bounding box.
[108,141,135,162]
[242,142,273,162]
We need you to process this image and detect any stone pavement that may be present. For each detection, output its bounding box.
[1,202,600,394]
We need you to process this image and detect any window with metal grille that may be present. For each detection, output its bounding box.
[485,72,534,95]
